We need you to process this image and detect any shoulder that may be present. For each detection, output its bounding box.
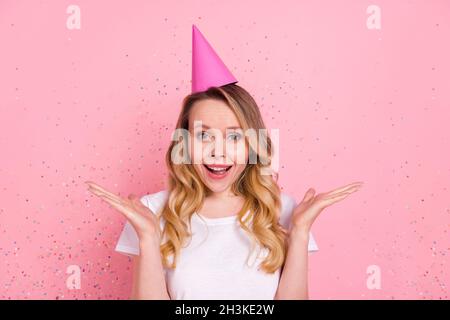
[140,189,169,214]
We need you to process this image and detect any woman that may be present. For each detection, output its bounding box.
[85,25,363,300]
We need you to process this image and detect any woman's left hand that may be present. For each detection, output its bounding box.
[290,181,364,234]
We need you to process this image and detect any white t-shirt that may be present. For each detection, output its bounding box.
[115,190,319,300]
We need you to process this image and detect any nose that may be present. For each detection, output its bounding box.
[210,134,226,159]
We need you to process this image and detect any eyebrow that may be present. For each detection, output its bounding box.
[195,124,242,130]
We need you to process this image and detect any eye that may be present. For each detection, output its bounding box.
[196,131,212,141]
[227,132,242,141]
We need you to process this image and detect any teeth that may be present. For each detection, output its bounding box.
[206,165,229,172]
[209,167,226,171]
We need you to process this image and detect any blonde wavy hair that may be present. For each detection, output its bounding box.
[157,83,288,274]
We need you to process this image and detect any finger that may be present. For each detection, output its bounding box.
[96,193,135,220]
[318,192,352,208]
[88,186,115,200]
[314,184,362,210]
[329,192,353,203]
[332,182,364,193]
[327,182,363,196]
[301,188,316,203]
[90,189,124,206]
[317,186,361,207]
[324,187,360,200]
[87,182,122,201]
[88,183,120,199]
[328,187,360,202]
[88,188,132,214]
[88,186,123,203]
[328,181,364,194]
[128,193,141,203]
[128,194,143,211]
[87,187,104,198]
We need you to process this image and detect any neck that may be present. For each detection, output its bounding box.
[207,187,239,199]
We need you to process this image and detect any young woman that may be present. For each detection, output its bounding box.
[85,26,363,300]
[86,84,363,300]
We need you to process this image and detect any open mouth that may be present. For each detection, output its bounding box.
[203,164,233,177]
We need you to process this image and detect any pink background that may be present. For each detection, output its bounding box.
[0,0,449,299]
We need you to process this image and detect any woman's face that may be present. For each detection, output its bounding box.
[188,99,249,195]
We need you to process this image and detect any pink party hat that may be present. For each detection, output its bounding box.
[191,24,238,93]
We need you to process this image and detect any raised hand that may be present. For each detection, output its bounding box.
[85,181,161,242]
[290,181,364,234]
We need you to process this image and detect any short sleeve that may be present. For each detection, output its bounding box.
[114,190,168,256]
[279,192,319,252]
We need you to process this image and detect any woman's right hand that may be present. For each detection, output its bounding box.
[85,181,161,242]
